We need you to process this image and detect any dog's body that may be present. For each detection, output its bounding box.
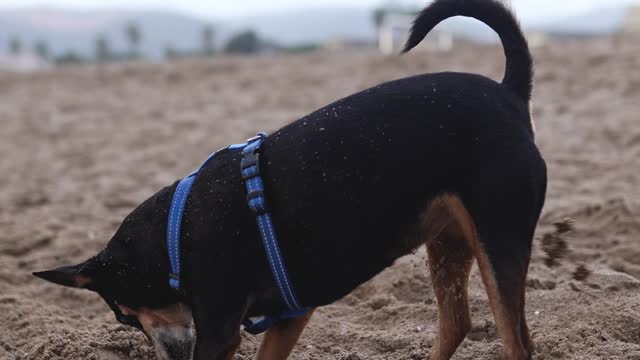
[35,1,547,359]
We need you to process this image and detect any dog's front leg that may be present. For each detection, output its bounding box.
[192,306,245,360]
[191,285,249,360]
[255,308,316,360]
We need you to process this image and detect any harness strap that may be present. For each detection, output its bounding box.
[166,143,246,290]
[166,133,308,334]
[166,174,196,289]
[241,308,309,335]
[241,134,305,311]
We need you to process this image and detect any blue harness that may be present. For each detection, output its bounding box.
[166,133,308,334]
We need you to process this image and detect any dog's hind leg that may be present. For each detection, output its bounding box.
[464,149,546,360]
[468,234,532,360]
[426,195,473,360]
[467,214,536,360]
[425,204,474,360]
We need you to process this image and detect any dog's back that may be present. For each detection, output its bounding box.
[262,1,545,359]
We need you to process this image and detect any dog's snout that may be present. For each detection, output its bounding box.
[117,303,196,360]
[149,325,196,360]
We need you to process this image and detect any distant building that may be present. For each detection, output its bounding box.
[623,6,640,33]
[525,31,548,48]
[0,51,51,72]
[378,13,453,55]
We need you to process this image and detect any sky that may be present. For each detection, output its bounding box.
[0,0,637,21]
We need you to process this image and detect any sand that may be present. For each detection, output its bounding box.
[1,34,639,359]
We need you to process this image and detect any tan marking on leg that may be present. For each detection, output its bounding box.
[414,195,477,359]
[429,195,533,360]
[255,309,315,360]
[425,214,473,360]
[470,242,529,359]
[441,196,531,359]
[222,335,242,360]
[520,292,534,355]
[529,100,536,140]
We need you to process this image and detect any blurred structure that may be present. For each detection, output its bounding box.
[377,12,452,55]
[0,51,51,72]
[623,5,640,33]
[225,30,260,54]
[322,38,373,52]
[201,26,216,56]
[125,22,142,59]
[526,31,548,48]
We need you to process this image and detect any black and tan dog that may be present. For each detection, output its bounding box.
[34,0,546,359]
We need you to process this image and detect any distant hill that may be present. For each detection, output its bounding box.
[0,7,378,60]
[0,8,214,60]
[230,7,376,45]
[0,4,633,60]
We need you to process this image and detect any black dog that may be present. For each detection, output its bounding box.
[35,0,546,359]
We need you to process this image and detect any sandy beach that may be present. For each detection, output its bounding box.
[1,34,639,359]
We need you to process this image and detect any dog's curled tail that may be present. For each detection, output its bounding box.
[403,0,533,102]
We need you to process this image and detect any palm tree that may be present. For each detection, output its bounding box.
[125,22,142,59]
[202,25,215,56]
[224,30,260,54]
[34,40,49,60]
[373,8,387,29]
[165,45,178,60]
[95,35,112,62]
[9,37,22,55]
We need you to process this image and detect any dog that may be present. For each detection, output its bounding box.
[34,0,546,359]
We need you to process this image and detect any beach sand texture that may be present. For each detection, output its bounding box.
[1,35,639,359]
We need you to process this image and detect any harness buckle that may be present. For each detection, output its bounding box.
[240,148,259,174]
[248,197,267,215]
[241,164,259,180]
[168,273,180,289]
[241,133,266,177]
[247,189,268,215]
[247,189,264,201]
[245,132,268,143]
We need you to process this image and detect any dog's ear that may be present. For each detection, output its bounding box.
[33,258,98,290]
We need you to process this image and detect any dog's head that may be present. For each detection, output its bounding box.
[34,188,196,360]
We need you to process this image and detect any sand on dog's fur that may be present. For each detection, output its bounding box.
[1,35,639,359]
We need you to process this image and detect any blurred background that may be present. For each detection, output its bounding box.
[0,0,639,70]
[1,1,639,359]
